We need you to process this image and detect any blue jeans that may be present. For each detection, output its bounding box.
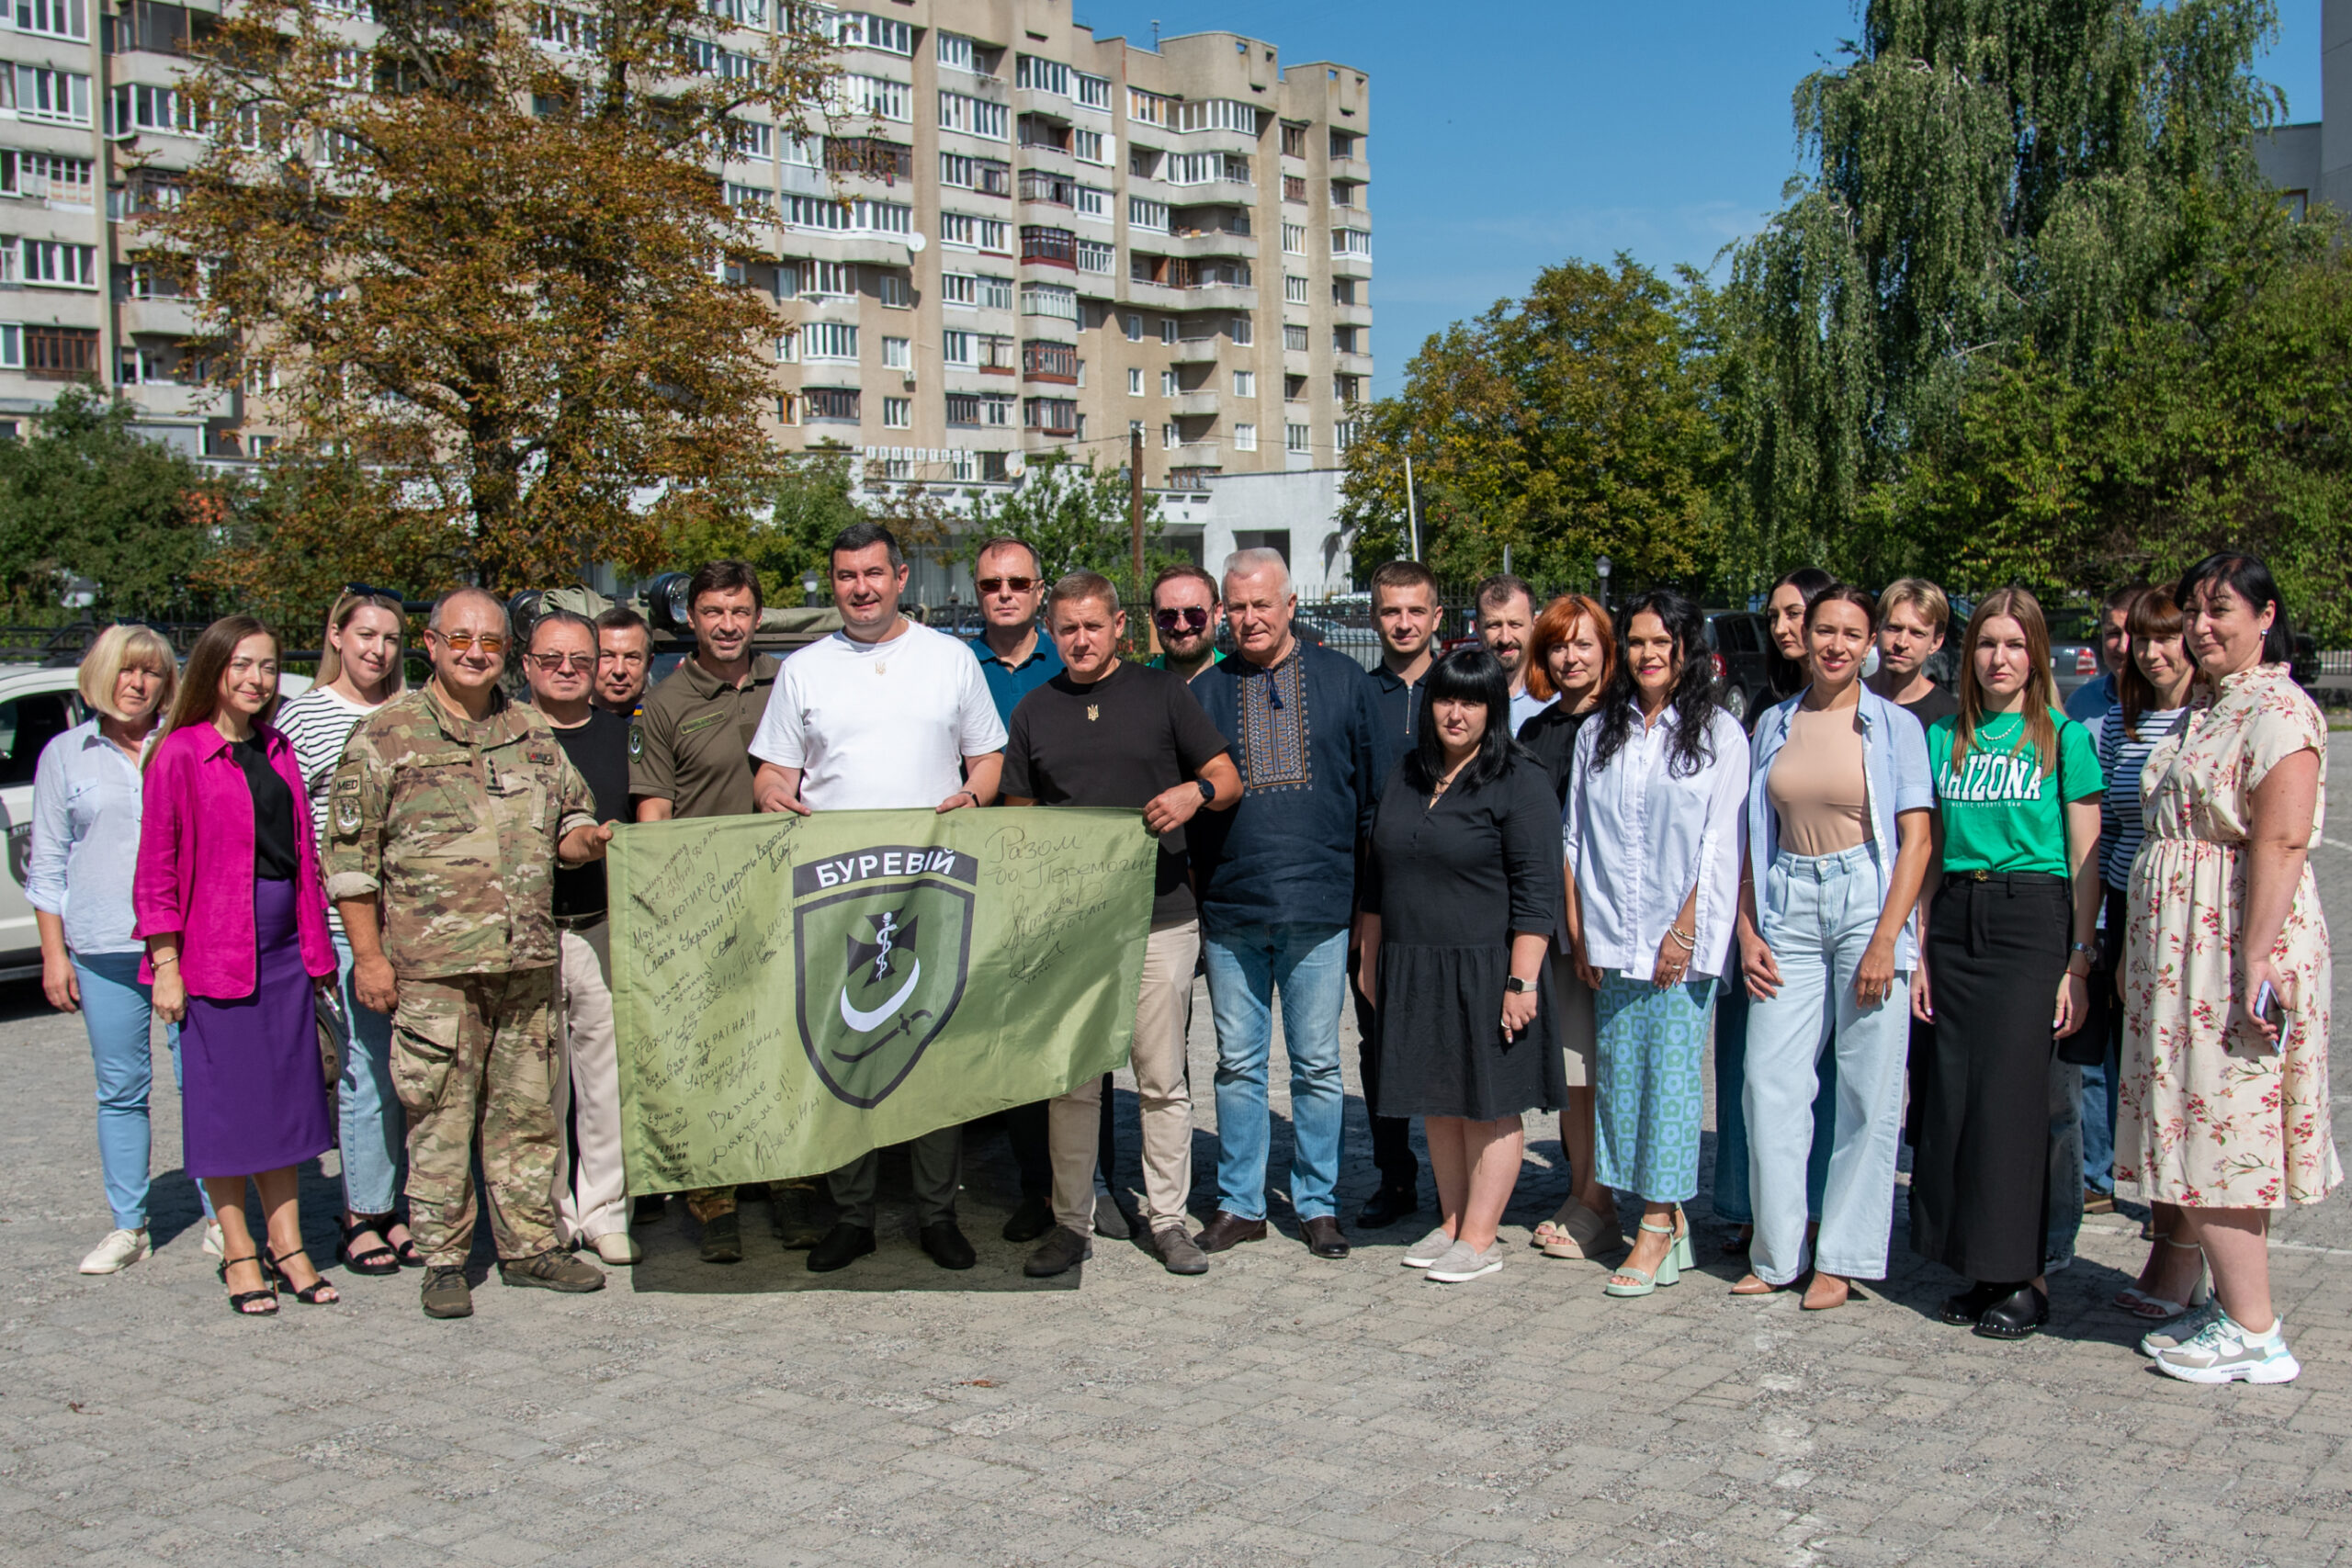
[1712,982,1834,1225]
[1203,922,1348,1222]
[74,951,205,1230]
[2079,1021,2121,1196]
[330,935,405,1216]
[1741,846,1911,1284]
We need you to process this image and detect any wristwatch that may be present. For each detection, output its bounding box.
[1503,976,1536,994]
[1194,777,1216,804]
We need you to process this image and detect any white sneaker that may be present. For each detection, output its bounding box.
[2138,1298,2227,1357]
[79,1228,151,1275]
[1426,1239,1506,1283]
[201,1221,224,1260]
[2153,1311,2301,1384]
[1402,1226,1456,1268]
[592,1233,643,1265]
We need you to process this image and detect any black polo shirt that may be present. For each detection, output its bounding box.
[1367,660,1429,797]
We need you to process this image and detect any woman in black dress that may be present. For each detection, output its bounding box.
[1357,648,1565,1285]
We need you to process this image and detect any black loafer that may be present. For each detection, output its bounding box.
[920,1220,978,1270]
[1973,1284,2049,1340]
[1939,1279,2009,1325]
[807,1222,876,1273]
[1353,1185,1419,1230]
[1302,1215,1351,1259]
[1001,1193,1055,1244]
[698,1210,742,1264]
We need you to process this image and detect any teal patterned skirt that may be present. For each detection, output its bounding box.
[1594,971,1719,1203]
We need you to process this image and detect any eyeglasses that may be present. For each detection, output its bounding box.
[431,630,508,654]
[1155,606,1211,632]
[529,652,594,671]
[977,576,1037,595]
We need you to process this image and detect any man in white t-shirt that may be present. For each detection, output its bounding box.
[751,522,1007,1274]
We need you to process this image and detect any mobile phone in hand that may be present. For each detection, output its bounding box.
[2252,980,2286,1043]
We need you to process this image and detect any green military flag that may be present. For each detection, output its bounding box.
[607,809,1158,1191]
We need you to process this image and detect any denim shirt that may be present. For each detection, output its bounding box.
[26,719,149,957]
[1744,687,1933,969]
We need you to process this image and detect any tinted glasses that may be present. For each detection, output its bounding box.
[977,576,1037,595]
[1155,606,1210,632]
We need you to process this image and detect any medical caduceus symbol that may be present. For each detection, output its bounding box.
[840,908,921,1032]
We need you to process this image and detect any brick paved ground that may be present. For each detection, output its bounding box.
[3,740,2347,1568]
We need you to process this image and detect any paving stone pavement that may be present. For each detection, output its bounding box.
[3,739,2349,1568]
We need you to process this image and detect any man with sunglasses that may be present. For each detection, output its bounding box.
[1148,564,1226,682]
[960,536,1068,1246]
[523,610,638,1268]
[328,587,613,1319]
[628,558,804,1263]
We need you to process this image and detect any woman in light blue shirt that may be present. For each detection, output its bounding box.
[28,626,185,1276]
[1566,590,1749,1297]
[1734,585,1934,1310]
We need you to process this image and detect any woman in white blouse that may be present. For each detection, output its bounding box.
[1566,590,1750,1297]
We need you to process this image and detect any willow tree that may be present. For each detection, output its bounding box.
[1337,256,1720,592]
[164,0,833,591]
[1716,0,2309,591]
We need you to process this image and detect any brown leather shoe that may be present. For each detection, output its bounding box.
[1193,1211,1268,1253]
[1302,1215,1351,1259]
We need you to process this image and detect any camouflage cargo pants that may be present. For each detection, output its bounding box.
[391,968,560,1268]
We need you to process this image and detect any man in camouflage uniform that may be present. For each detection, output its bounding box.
[328,587,616,1319]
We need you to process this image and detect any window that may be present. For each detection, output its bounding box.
[534,5,601,51]
[1284,275,1309,305]
[0,691,73,786]
[786,196,910,232]
[943,329,977,366]
[1023,397,1079,435]
[1014,55,1069,95]
[1234,423,1257,452]
[1073,185,1110,220]
[15,0,86,40]
[1285,423,1310,453]
[1128,144,1162,180]
[1283,175,1306,203]
[944,392,983,425]
[935,31,979,73]
[9,152,94,203]
[1332,228,1373,257]
[24,66,95,126]
[1126,367,1142,396]
[1282,222,1306,255]
[1160,423,1177,449]
[1283,323,1309,352]
[1331,180,1361,209]
[1281,123,1307,158]
[939,208,985,246]
[786,193,849,230]
[1159,370,1178,396]
[1337,373,1364,402]
[805,387,860,422]
[1016,114,1069,153]
[775,330,797,362]
[1229,315,1252,346]
[1159,318,1177,344]
[800,258,855,297]
[831,73,911,122]
[118,344,171,384]
[878,272,910,307]
[1020,282,1077,321]
[980,275,1012,310]
[882,335,910,369]
[18,239,96,288]
[882,396,910,428]
[803,321,858,360]
[1333,325,1360,355]
[941,272,978,307]
[1021,340,1077,381]
[1127,87,1171,127]
[1123,313,1142,341]
[23,323,97,378]
[706,0,763,25]
[1332,277,1362,305]
[1018,169,1075,206]
[1233,370,1255,398]
[1128,197,1168,231]
[1072,128,1107,164]
[1074,238,1114,274]
[1335,419,1362,453]
[1175,98,1258,135]
[830,11,913,55]
[939,90,1007,140]
[724,182,775,215]
[1330,130,1359,160]
[941,152,1011,194]
[1168,152,1250,187]
[0,323,16,367]
[726,118,774,161]
[1284,374,1306,400]
[1075,73,1111,110]
[781,133,819,166]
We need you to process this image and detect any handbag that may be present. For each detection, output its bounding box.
[315,986,347,1089]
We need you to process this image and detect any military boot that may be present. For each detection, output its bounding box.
[500,1249,606,1292]
[421,1266,473,1319]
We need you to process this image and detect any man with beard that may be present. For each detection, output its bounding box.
[1148,564,1226,682]
[1477,575,1552,733]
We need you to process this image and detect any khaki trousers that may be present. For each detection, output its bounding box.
[550,922,628,1247]
[1050,919,1200,1235]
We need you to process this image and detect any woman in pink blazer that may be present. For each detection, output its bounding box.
[136,616,339,1317]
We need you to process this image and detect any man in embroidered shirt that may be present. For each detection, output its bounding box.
[1186,548,1383,1260]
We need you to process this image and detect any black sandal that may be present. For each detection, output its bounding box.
[264,1247,341,1305]
[337,1216,401,1276]
[220,1254,278,1317]
[389,1222,424,1269]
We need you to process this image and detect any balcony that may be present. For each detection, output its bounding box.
[1160,228,1257,260]
[121,380,226,419]
[1172,389,1219,417]
[1015,115,1073,157]
[1019,226,1077,268]
[1329,249,1374,280]
[119,295,201,338]
[824,137,914,184]
[1123,278,1186,312]
[1329,154,1371,184]
[1017,169,1077,208]
[1162,177,1257,209]
[1169,337,1222,366]
[1334,349,1375,379]
[1167,440,1224,466]
[1332,300,1373,329]
[1020,340,1079,383]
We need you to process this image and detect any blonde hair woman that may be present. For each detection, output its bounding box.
[31,626,195,1275]
[274,589,414,1273]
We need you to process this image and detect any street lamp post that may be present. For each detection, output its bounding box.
[801,570,821,609]
[1595,555,1611,610]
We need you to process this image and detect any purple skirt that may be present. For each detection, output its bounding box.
[181,877,333,1179]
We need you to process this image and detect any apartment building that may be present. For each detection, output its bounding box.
[0,0,1374,505]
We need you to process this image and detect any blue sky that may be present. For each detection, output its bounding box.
[1075,1,2325,398]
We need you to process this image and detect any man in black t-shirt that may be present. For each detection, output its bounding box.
[1001,571,1240,1278]
[526,611,639,1267]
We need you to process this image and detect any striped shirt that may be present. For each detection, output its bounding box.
[2096,702,2188,889]
[275,684,390,938]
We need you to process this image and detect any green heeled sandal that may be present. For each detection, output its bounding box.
[1603,1220,1684,1298]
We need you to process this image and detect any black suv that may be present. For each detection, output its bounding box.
[1702,610,1774,725]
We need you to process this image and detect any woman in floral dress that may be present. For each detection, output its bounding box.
[2119,553,2336,1385]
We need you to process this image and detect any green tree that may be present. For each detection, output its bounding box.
[660,448,867,607]
[0,388,225,622]
[1715,0,2312,581]
[1337,256,1722,593]
[967,453,1166,592]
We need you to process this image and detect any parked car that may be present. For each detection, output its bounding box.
[0,662,311,981]
[2290,631,2321,688]
[1702,610,1774,725]
[2042,608,2106,705]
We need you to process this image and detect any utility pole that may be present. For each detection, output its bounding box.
[1131,426,1154,653]
[1404,453,1420,562]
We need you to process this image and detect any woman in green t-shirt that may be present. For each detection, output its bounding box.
[1910,588,2105,1341]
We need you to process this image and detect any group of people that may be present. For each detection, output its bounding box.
[33,526,2334,1384]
